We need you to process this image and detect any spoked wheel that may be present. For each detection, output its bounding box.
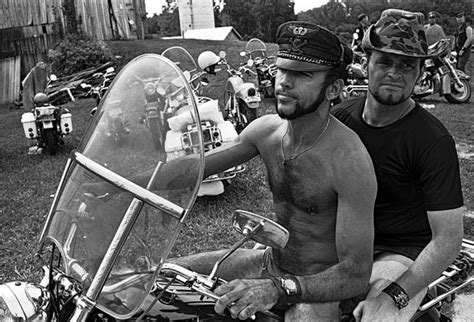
[444,77,471,103]
[44,129,58,155]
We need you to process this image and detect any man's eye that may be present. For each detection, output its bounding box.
[401,62,416,70]
[300,72,313,78]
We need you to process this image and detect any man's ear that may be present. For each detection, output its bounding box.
[326,78,344,101]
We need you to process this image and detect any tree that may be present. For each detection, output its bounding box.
[221,0,295,42]
[146,0,180,37]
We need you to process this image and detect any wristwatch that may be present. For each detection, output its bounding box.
[280,276,299,296]
[382,282,410,310]
[269,275,302,308]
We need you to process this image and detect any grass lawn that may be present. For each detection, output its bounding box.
[0,39,473,313]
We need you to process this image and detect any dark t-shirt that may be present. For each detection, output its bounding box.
[332,97,464,260]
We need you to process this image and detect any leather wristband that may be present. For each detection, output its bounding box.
[382,282,410,310]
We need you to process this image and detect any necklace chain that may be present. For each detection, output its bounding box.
[281,117,331,165]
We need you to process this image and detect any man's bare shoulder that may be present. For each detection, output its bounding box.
[329,116,374,170]
[241,114,284,139]
[328,116,377,194]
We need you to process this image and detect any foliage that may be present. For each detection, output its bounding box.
[298,0,472,46]
[147,0,180,36]
[47,35,115,76]
[146,0,296,42]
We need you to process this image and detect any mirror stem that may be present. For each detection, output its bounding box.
[208,222,264,279]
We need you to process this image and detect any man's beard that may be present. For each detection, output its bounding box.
[277,89,326,120]
[368,85,411,106]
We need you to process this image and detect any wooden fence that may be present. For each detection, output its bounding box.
[0,56,21,107]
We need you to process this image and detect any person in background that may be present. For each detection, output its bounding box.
[455,10,472,72]
[332,9,464,321]
[352,13,371,54]
[22,61,49,111]
[424,11,446,45]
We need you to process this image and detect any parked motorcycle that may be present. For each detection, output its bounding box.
[240,38,277,98]
[162,46,245,196]
[21,92,73,155]
[413,39,471,103]
[198,50,261,133]
[82,66,117,105]
[340,51,369,102]
[4,53,473,322]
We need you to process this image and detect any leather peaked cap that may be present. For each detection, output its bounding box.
[275,21,351,72]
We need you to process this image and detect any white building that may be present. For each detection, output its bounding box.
[177,0,215,36]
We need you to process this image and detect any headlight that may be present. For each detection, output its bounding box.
[0,282,51,320]
[144,83,156,96]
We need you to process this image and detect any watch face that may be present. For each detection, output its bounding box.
[281,278,298,296]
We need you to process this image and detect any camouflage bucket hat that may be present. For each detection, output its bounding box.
[362,9,430,58]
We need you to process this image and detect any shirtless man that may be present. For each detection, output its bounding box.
[173,21,377,320]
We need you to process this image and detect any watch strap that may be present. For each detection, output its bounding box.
[269,276,288,308]
[382,282,410,310]
[269,275,302,308]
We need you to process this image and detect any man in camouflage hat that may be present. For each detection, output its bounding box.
[170,21,377,320]
[333,9,464,321]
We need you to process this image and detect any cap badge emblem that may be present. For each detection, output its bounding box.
[292,26,308,36]
[289,38,307,54]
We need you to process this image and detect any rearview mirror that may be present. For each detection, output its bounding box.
[232,210,289,249]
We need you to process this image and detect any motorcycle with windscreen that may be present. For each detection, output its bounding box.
[0,53,286,321]
[1,54,473,321]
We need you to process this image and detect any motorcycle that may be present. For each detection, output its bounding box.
[82,66,117,105]
[21,91,73,155]
[161,46,246,196]
[3,53,473,322]
[340,51,369,102]
[198,50,261,133]
[240,38,277,98]
[413,39,471,103]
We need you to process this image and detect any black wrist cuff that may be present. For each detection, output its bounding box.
[382,282,410,310]
[269,277,288,308]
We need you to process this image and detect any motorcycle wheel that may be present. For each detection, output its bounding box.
[444,78,471,103]
[149,119,163,151]
[44,129,58,155]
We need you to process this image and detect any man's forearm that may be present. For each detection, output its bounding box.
[395,236,462,299]
[296,258,371,303]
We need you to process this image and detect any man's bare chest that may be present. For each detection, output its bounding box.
[265,154,336,213]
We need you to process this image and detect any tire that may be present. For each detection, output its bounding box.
[149,118,163,151]
[444,77,471,103]
[44,129,58,155]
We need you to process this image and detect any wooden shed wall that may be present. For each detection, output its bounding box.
[0,56,21,106]
[0,0,147,105]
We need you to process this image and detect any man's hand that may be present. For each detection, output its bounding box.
[353,292,399,322]
[214,279,278,320]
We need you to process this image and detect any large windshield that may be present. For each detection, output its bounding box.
[40,54,204,319]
